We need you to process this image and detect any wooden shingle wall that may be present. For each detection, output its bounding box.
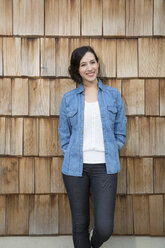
[0,0,165,236]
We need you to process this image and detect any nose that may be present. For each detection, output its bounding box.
[87,63,92,71]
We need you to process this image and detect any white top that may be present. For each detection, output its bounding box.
[83,100,105,163]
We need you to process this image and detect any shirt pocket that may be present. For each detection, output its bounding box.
[107,105,117,123]
[67,108,78,127]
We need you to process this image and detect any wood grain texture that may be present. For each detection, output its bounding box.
[113,195,133,234]
[0,157,18,194]
[103,0,125,36]
[0,195,6,235]
[69,38,90,61]
[126,0,153,36]
[3,38,21,76]
[51,157,66,193]
[81,0,102,36]
[13,0,44,35]
[45,0,80,36]
[59,194,72,234]
[122,79,145,115]
[6,195,29,235]
[0,78,11,115]
[105,79,121,93]
[41,38,56,76]
[29,195,58,235]
[160,80,165,116]
[12,78,28,116]
[117,39,138,77]
[24,118,39,156]
[133,195,150,234]
[35,158,51,194]
[139,38,165,77]
[29,79,49,116]
[90,39,116,77]
[0,0,12,35]
[55,38,69,76]
[127,158,153,194]
[145,79,159,116]
[149,195,164,235]
[39,118,58,156]
[50,79,76,116]
[19,157,35,194]
[139,117,156,156]
[21,38,39,76]
[120,117,139,156]
[155,117,165,155]
[117,158,127,194]
[0,118,5,154]
[154,0,165,35]
[154,158,165,193]
[0,38,2,75]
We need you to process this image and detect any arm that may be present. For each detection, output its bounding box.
[58,95,71,155]
[115,91,127,150]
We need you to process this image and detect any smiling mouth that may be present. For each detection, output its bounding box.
[86,72,95,76]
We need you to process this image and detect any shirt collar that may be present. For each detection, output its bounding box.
[76,78,104,94]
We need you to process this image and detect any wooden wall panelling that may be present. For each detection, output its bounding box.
[29,79,49,116]
[19,157,35,194]
[50,79,76,116]
[0,118,5,154]
[45,0,80,36]
[41,38,55,76]
[113,195,133,234]
[139,38,165,77]
[0,38,2,75]
[154,0,165,36]
[6,195,29,235]
[117,158,127,194]
[126,0,153,36]
[90,39,116,77]
[117,39,138,77]
[39,118,58,156]
[160,80,165,116]
[3,38,21,76]
[0,78,11,115]
[133,195,150,235]
[0,195,6,235]
[3,118,23,155]
[105,79,121,93]
[103,0,125,36]
[12,78,28,116]
[59,194,72,234]
[24,118,39,156]
[56,118,63,156]
[149,195,164,235]
[81,0,102,36]
[51,157,66,193]
[155,117,165,155]
[139,117,156,156]
[120,117,139,156]
[55,38,69,77]
[13,0,44,35]
[145,79,159,116]
[35,158,51,194]
[68,38,90,62]
[0,157,18,194]
[21,38,40,76]
[29,195,58,235]
[154,158,165,193]
[122,79,145,115]
[0,0,12,35]
[127,158,153,194]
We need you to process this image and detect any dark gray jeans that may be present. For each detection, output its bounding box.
[62,163,117,248]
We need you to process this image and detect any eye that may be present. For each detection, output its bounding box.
[80,63,86,67]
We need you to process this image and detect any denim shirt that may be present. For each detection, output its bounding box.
[58,79,127,176]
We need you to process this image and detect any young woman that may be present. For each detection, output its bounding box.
[58,46,127,248]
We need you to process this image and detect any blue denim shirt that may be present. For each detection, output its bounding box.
[58,79,127,176]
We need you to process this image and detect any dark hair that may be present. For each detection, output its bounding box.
[68,46,99,84]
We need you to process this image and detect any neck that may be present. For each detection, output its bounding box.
[83,78,98,91]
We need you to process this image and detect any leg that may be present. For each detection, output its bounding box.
[62,170,91,248]
[90,163,117,248]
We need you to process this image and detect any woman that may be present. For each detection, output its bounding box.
[58,46,127,248]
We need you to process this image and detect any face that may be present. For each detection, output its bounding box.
[79,52,99,84]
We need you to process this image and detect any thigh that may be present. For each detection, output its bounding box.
[62,172,90,225]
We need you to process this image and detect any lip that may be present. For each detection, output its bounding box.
[86,72,95,77]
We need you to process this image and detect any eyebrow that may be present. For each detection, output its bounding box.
[80,59,96,65]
